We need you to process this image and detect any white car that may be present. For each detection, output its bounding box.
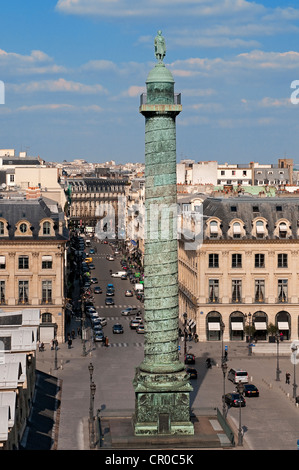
[121,307,138,316]
[107,255,114,261]
[125,290,133,297]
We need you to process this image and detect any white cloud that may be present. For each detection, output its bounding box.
[0,48,66,75]
[16,103,103,113]
[9,78,108,94]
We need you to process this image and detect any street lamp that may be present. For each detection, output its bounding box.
[88,362,94,383]
[275,333,281,381]
[183,312,187,356]
[291,344,298,402]
[89,381,96,448]
[245,313,252,356]
[236,381,244,446]
[221,361,228,418]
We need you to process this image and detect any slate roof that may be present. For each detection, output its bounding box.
[0,198,68,240]
[203,196,299,239]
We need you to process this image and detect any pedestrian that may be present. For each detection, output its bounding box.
[38,341,42,352]
[68,338,72,349]
[105,336,109,347]
[71,329,75,339]
[286,372,291,384]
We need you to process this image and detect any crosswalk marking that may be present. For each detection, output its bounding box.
[108,342,143,348]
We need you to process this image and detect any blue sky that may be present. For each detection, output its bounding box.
[1,0,299,165]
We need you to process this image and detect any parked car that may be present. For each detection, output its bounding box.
[136,324,145,334]
[89,263,95,270]
[96,317,107,327]
[94,286,102,294]
[105,298,114,305]
[225,393,246,407]
[184,354,195,365]
[85,307,97,316]
[93,325,103,334]
[113,323,124,334]
[121,307,138,316]
[125,290,133,297]
[90,277,98,284]
[186,368,197,379]
[243,384,259,397]
[94,331,105,342]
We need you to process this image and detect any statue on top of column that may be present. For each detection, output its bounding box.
[154,30,166,63]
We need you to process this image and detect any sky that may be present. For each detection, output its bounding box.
[1,0,299,165]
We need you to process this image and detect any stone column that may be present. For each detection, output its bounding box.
[133,33,194,436]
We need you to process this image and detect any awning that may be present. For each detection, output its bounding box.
[256,225,265,233]
[42,255,52,261]
[208,322,220,331]
[0,256,5,264]
[278,322,289,330]
[188,319,196,329]
[231,322,244,331]
[254,322,267,330]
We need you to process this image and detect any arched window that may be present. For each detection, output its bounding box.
[43,221,51,235]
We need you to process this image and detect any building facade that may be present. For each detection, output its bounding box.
[178,195,299,343]
[0,197,68,343]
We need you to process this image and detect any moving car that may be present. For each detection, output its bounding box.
[107,255,114,261]
[89,248,95,254]
[225,393,246,407]
[130,318,141,329]
[243,384,259,397]
[112,323,124,334]
[121,307,138,316]
[184,354,195,365]
[121,274,127,280]
[125,290,133,297]
[105,298,114,306]
[186,368,197,379]
[106,288,114,296]
[136,324,145,334]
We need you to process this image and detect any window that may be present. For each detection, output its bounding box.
[18,256,29,269]
[209,279,219,303]
[278,279,288,303]
[209,254,219,268]
[276,206,282,212]
[253,206,259,212]
[221,170,225,175]
[0,221,4,235]
[209,221,218,238]
[233,222,241,238]
[232,280,242,303]
[256,220,265,238]
[19,223,28,233]
[255,280,265,303]
[42,256,53,269]
[232,253,242,268]
[0,281,5,303]
[243,171,247,176]
[42,280,52,304]
[18,280,29,304]
[278,253,288,268]
[43,221,51,235]
[255,253,265,268]
[230,206,237,212]
[278,222,287,238]
[0,256,5,269]
[9,174,14,182]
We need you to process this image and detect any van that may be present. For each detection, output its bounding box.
[134,283,144,292]
[111,271,126,278]
[228,368,248,384]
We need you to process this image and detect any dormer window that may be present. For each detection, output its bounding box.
[43,221,51,235]
[20,223,28,233]
[209,221,218,238]
[279,222,287,238]
[233,222,241,238]
[256,220,265,238]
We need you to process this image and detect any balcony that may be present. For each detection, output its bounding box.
[207,297,221,304]
[40,298,53,305]
[140,93,182,106]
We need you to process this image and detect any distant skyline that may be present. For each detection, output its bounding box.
[1,1,299,165]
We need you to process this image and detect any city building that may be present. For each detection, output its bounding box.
[0,196,68,343]
[178,194,299,343]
